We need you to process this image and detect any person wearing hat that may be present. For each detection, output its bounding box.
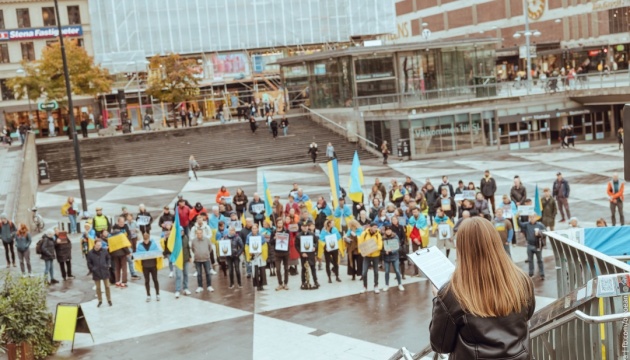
[552,172,571,223]
[92,207,111,236]
[189,202,208,224]
[358,222,383,294]
[295,220,319,289]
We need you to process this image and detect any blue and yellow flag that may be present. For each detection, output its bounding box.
[348,151,364,203]
[534,184,542,219]
[262,174,273,222]
[327,159,342,208]
[241,212,247,227]
[166,207,184,270]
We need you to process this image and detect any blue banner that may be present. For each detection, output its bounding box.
[0,26,83,41]
[584,227,630,256]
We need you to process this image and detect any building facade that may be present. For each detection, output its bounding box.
[0,0,95,136]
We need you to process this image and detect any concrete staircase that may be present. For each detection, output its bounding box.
[36,117,374,182]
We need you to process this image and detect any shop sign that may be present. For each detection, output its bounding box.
[588,50,601,57]
[38,101,59,111]
[412,123,481,139]
[592,0,630,11]
[0,26,82,41]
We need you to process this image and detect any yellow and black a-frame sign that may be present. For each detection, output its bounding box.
[52,303,94,351]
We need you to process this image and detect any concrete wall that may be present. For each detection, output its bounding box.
[15,133,38,230]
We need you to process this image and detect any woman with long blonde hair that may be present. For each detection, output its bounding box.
[430,217,535,359]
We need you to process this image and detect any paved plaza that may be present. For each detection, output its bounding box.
[0,141,622,359]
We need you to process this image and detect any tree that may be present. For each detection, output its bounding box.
[7,39,112,105]
[145,53,199,126]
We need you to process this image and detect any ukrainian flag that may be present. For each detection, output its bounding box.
[166,207,184,270]
[263,174,273,222]
[534,184,542,219]
[327,159,342,208]
[348,151,364,203]
[241,212,247,227]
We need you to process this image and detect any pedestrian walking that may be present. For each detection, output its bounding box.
[189,155,199,180]
[552,172,571,223]
[14,224,32,276]
[281,117,289,136]
[249,116,257,134]
[308,142,318,165]
[180,107,187,128]
[270,118,279,139]
[61,197,78,234]
[80,115,88,138]
[381,140,390,164]
[618,128,624,150]
[326,142,336,161]
[143,113,152,131]
[0,213,16,267]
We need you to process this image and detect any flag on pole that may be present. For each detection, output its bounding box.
[166,207,184,270]
[327,159,341,208]
[348,151,364,203]
[534,184,542,219]
[263,174,273,223]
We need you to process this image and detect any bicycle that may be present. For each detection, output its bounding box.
[30,207,45,233]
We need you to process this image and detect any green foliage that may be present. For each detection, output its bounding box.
[6,39,112,104]
[0,272,59,359]
[145,53,200,105]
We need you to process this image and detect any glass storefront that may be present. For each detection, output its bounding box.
[408,112,486,155]
[4,104,96,137]
[354,55,396,98]
[310,57,354,108]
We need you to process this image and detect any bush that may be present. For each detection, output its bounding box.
[0,272,59,359]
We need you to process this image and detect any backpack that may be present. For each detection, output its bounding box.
[35,239,44,255]
[61,203,70,216]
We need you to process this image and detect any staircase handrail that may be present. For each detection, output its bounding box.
[531,309,630,338]
[300,104,379,149]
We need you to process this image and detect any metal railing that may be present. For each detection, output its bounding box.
[528,232,630,360]
[388,344,439,360]
[299,104,380,153]
[354,69,630,109]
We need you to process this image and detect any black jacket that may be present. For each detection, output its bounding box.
[158,212,174,230]
[87,248,111,281]
[430,282,535,360]
[552,178,570,198]
[480,176,497,197]
[54,237,72,262]
[40,235,56,261]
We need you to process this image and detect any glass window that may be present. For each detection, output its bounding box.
[0,10,5,29]
[355,56,395,80]
[398,52,423,94]
[0,44,9,63]
[609,7,630,34]
[356,79,397,97]
[17,8,31,28]
[42,7,56,26]
[21,42,35,61]
[67,5,81,25]
[0,79,14,101]
[455,114,472,150]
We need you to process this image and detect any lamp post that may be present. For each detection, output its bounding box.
[513,0,541,94]
[53,0,87,213]
[15,68,33,125]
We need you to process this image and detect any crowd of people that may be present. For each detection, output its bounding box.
[0,168,624,303]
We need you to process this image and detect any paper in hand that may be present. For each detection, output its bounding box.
[407,246,455,289]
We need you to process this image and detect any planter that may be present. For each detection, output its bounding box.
[6,342,34,360]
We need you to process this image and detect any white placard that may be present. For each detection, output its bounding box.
[251,204,265,214]
[136,215,151,226]
[453,194,464,202]
[518,205,535,216]
[229,220,242,232]
[300,235,314,253]
[438,223,452,240]
[275,233,289,251]
[407,246,455,289]
[249,236,262,254]
[222,196,233,204]
[325,234,338,252]
[462,190,476,200]
[218,240,232,257]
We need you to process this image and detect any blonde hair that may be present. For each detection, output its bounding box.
[348,220,360,231]
[446,217,533,318]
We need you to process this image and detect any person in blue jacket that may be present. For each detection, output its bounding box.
[319,219,342,283]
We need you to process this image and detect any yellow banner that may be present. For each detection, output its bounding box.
[107,233,131,253]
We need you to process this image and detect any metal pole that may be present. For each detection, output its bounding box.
[54,0,87,213]
[524,0,532,94]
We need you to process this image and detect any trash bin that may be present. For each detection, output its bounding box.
[38,160,50,184]
[397,139,411,157]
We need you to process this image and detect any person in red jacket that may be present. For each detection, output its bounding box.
[607,173,625,226]
[189,202,207,224]
[285,195,300,216]
[177,199,191,236]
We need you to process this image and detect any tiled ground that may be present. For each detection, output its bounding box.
[0,142,623,359]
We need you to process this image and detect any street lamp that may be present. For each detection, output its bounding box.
[53,0,88,214]
[513,0,541,94]
[15,68,33,125]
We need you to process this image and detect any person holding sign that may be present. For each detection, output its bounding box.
[295,220,319,290]
[215,186,231,205]
[248,193,266,226]
[134,233,163,302]
[434,187,457,220]
[318,220,343,284]
[408,208,429,277]
[246,224,268,291]
[382,225,404,292]
[270,219,290,290]
[429,217,535,359]
[358,222,383,294]
[433,208,455,258]
[110,217,132,288]
[222,226,244,289]
[136,204,153,235]
[87,239,112,307]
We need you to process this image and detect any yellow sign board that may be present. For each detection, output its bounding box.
[52,303,93,352]
[107,233,132,253]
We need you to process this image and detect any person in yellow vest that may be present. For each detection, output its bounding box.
[92,207,111,236]
[358,222,383,294]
